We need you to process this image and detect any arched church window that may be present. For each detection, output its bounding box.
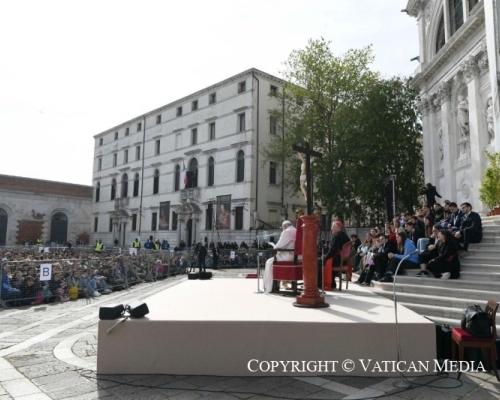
[0,208,7,246]
[436,14,446,53]
[449,0,463,36]
[469,0,479,13]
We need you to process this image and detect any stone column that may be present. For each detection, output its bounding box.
[417,5,426,64]
[484,0,500,151]
[437,81,456,199]
[428,95,438,184]
[461,56,486,211]
[418,96,432,183]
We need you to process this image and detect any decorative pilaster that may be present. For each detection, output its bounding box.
[437,81,456,198]
[418,94,432,184]
[460,57,486,211]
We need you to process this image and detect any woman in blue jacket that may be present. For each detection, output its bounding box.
[380,231,419,283]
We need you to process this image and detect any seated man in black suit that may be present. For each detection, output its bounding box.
[443,202,464,231]
[454,202,482,252]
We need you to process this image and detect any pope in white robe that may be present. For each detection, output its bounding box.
[263,220,296,293]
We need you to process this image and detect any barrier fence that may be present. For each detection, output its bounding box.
[0,246,271,308]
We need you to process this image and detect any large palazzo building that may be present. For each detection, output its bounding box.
[91,69,303,247]
[406,0,500,212]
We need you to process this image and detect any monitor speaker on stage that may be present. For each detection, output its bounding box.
[99,304,125,320]
[127,301,149,318]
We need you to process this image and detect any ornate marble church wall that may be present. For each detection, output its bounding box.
[419,53,494,212]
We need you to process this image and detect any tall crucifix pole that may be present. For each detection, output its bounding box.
[292,143,322,215]
[292,143,327,308]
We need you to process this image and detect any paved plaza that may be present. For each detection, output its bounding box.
[0,270,499,399]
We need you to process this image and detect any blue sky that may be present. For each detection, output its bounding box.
[0,0,418,186]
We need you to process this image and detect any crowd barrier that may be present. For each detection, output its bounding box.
[0,246,271,308]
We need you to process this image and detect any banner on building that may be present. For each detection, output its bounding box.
[159,201,170,230]
[216,195,231,230]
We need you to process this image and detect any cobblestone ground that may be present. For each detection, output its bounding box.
[0,269,499,399]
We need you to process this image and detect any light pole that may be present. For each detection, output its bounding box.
[389,175,397,220]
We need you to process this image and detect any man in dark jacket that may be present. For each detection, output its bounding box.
[454,202,482,251]
[212,242,219,270]
[325,221,350,289]
[444,202,464,231]
[197,243,208,273]
[405,222,424,246]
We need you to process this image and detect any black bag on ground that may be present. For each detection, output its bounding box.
[461,304,491,337]
[495,337,500,369]
[435,324,452,362]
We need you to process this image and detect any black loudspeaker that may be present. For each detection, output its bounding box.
[200,272,213,280]
[99,304,125,320]
[188,273,199,280]
[127,301,149,318]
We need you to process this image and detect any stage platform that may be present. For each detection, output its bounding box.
[97,279,436,376]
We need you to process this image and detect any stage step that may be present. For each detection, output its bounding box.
[374,276,499,291]
[372,282,500,302]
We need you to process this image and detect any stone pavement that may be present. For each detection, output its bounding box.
[0,269,499,399]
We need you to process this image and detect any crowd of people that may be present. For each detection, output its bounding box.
[0,249,194,308]
[352,190,483,286]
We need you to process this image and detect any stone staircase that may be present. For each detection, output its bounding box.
[359,215,500,329]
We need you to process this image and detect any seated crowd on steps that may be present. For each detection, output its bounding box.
[354,197,482,285]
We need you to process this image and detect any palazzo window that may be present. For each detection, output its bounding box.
[174,164,180,191]
[153,169,159,194]
[208,156,214,187]
[236,150,245,182]
[133,173,140,197]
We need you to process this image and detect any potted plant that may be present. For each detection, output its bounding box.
[479,151,500,215]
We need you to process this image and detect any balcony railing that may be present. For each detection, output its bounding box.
[114,197,129,209]
[180,188,200,200]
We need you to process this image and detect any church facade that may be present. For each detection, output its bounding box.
[406,0,500,212]
[91,68,303,247]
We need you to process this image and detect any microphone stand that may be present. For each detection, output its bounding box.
[255,235,263,293]
[392,249,419,389]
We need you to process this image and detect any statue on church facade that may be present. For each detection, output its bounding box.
[438,129,444,164]
[487,97,495,143]
[457,95,470,139]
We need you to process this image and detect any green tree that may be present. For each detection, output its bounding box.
[262,38,423,225]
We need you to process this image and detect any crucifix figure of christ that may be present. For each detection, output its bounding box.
[292,143,323,215]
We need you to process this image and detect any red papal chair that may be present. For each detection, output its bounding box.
[451,300,499,382]
[272,217,303,294]
[324,242,352,291]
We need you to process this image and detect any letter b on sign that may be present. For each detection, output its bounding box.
[40,264,52,281]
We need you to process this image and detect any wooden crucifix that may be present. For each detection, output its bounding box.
[292,143,323,215]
